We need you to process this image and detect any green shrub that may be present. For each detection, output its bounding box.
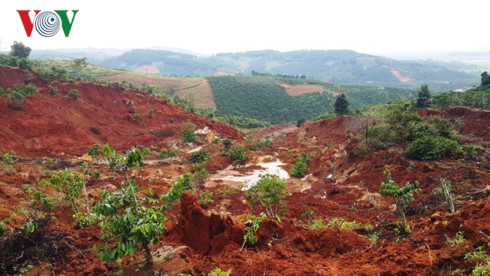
[229,146,248,167]
[5,83,38,102]
[159,149,169,159]
[93,145,191,267]
[379,169,421,234]
[49,85,58,95]
[246,174,288,218]
[3,152,18,172]
[134,113,141,120]
[149,108,154,116]
[407,136,459,160]
[189,150,208,164]
[191,162,208,187]
[208,267,232,276]
[22,186,54,210]
[290,152,308,178]
[242,213,266,250]
[88,144,102,160]
[180,121,196,143]
[68,89,79,98]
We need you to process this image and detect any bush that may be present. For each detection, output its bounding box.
[180,121,196,143]
[379,169,421,233]
[68,89,79,98]
[407,136,459,160]
[5,83,38,102]
[246,174,288,218]
[229,146,248,167]
[49,86,58,95]
[88,144,102,160]
[189,150,208,164]
[134,113,141,120]
[290,152,308,178]
[208,267,232,276]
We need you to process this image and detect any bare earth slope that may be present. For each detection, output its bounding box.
[0,66,242,158]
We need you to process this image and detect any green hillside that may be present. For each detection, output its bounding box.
[207,75,417,125]
[93,49,479,91]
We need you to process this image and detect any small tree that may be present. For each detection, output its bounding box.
[93,145,190,267]
[290,152,308,178]
[68,89,79,98]
[180,121,196,143]
[416,85,432,108]
[241,213,266,251]
[189,150,208,163]
[71,57,87,75]
[246,174,288,218]
[88,144,102,161]
[229,146,248,167]
[2,152,18,172]
[481,71,490,87]
[10,41,31,58]
[378,169,421,233]
[334,93,349,115]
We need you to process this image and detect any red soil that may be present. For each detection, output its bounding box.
[1,66,489,275]
[0,66,243,158]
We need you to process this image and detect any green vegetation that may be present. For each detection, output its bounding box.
[39,169,92,226]
[334,93,349,115]
[228,146,248,167]
[48,85,58,95]
[88,144,102,160]
[241,213,266,250]
[68,89,79,98]
[217,115,271,129]
[416,85,432,108]
[245,174,288,218]
[10,41,31,58]
[199,190,214,205]
[180,121,196,143]
[159,148,178,160]
[407,136,458,160]
[22,186,54,210]
[2,152,18,172]
[133,113,141,120]
[95,49,478,91]
[379,169,421,234]
[189,150,209,163]
[3,83,38,108]
[208,267,232,276]
[432,72,490,109]
[93,144,190,267]
[446,231,465,247]
[290,152,309,178]
[208,75,335,124]
[464,246,490,276]
[353,104,461,160]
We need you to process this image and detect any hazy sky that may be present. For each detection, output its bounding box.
[1,0,489,56]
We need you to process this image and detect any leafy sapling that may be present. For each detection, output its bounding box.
[378,169,421,234]
[241,213,266,251]
[246,174,288,218]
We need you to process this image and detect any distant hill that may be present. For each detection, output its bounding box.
[90,49,480,91]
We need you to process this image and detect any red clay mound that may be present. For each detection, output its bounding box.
[177,192,243,255]
[0,66,244,158]
[276,115,353,147]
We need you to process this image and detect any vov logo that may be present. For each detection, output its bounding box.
[17,10,79,37]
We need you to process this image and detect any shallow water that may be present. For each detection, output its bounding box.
[209,157,290,190]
